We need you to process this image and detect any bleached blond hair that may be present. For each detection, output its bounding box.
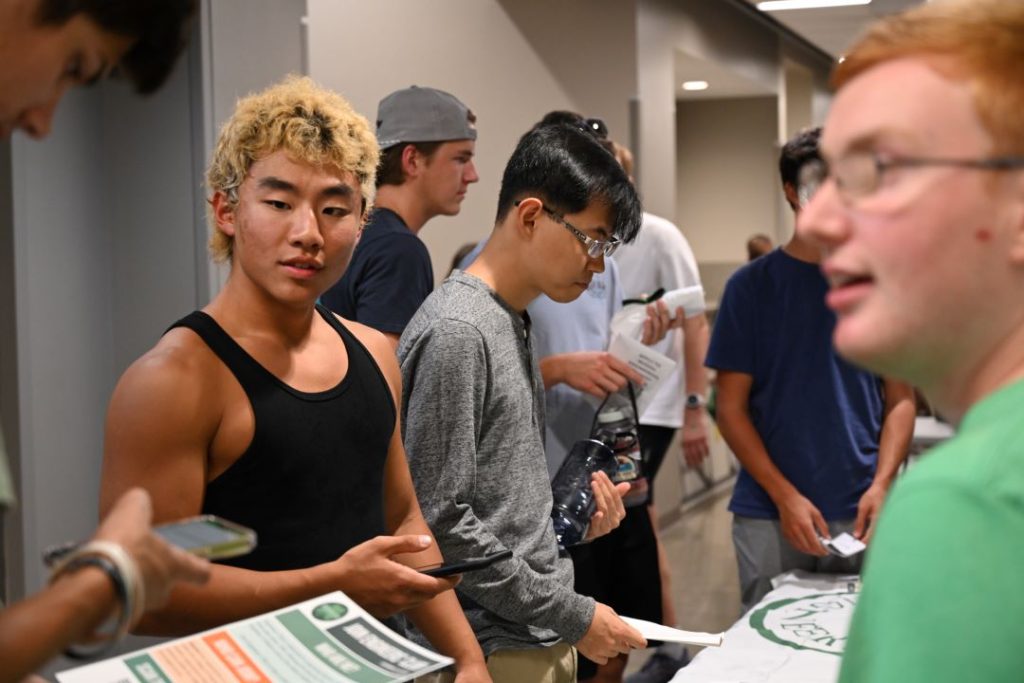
[206,76,379,262]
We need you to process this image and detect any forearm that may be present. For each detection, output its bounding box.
[407,592,486,669]
[391,510,445,571]
[874,382,917,488]
[0,567,116,683]
[717,405,796,502]
[682,315,710,396]
[134,562,338,636]
[538,354,567,390]
[423,497,594,644]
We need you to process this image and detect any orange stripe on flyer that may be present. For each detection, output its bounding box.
[202,632,271,683]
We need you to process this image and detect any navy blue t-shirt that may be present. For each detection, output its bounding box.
[321,208,433,334]
[706,248,883,520]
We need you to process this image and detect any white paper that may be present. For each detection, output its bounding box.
[609,285,706,341]
[821,532,866,558]
[57,591,452,683]
[660,285,706,317]
[621,617,724,648]
[607,333,677,416]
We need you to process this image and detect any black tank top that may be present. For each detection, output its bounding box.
[168,304,395,571]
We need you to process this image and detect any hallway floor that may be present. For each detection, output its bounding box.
[623,428,741,677]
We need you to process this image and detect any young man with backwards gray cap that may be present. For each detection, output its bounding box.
[322,85,479,350]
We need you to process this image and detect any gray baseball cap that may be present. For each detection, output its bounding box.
[376,86,476,150]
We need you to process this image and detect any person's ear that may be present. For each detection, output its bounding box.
[514,198,544,239]
[401,144,423,179]
[211,191,237,238]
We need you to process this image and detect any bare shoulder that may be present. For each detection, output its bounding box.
[102,327,227,520]
[110,327,225,415]
[331,314,401,388]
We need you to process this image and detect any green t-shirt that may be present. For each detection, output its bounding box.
[0,427,13,509]
[839,379,1024,682]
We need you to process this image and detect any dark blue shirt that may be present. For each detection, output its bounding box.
[706,248,883,520]
[321,208,433,334]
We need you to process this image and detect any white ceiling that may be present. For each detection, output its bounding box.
[674,0,927,101]
[743,0,925,57]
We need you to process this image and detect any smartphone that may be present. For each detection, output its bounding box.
[420,549,513,577]
[153,515,257,560]
[43,515,257,567]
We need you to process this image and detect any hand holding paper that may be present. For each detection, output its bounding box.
[819,532,867,558]
[620,617,724,648]
[611,285,706,342]
[606,334,676,417]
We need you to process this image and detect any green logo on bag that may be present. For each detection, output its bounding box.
[749,592,858,656]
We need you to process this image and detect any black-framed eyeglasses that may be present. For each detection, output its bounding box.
[514,199,621,258]
[825,151,1024,203]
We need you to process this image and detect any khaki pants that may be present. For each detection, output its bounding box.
[417,642,577,683]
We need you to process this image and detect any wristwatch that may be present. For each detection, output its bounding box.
[685,393,706,410]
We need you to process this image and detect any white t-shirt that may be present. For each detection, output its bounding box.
[613,212,702,428]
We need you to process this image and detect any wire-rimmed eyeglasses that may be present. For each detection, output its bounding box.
[822,152,1024,204]
[514,199,621,258]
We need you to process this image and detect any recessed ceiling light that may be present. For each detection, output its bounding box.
[681,80,709,91]
[757,0,870,10]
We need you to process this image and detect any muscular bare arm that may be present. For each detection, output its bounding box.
[100,329,454,636]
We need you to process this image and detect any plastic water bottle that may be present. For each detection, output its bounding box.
[592,387,648,507]
[551,439,618,547]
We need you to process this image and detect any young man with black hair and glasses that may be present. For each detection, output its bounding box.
[706,127,916,615]
[518,121,678,683]
[798,1,1024,680]
[321,85,479,350]
[400,123,648,683]
[0,2,207,681]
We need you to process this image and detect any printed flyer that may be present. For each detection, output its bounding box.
[57,591,453,683]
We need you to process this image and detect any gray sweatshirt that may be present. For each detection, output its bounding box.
[399,271,595,654]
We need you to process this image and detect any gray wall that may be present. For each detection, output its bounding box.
[0,0,307,609]
[2,68,200,605]
[637,0,782,218]
[1,134,19,605]
[676,96,779,303]
[5,88,113,600]
[306,0,638,287]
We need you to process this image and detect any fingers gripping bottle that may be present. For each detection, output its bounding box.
[591,382,648,507]
[550,439,618,547]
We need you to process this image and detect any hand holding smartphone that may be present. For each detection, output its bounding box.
[419,549,513,577]
[43,515,257,567]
